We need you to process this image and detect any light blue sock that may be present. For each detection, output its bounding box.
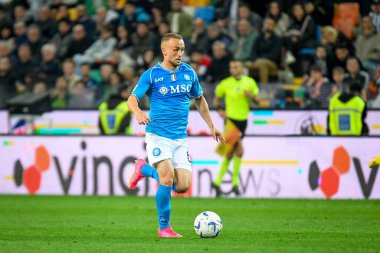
[141,164,159,182]
[156,184,172,230]
[172,183,178,193]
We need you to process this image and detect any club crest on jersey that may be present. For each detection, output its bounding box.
[171,74,176,82]
[159,86,168,95]
[184,74,190,80]
[153,148,161,156]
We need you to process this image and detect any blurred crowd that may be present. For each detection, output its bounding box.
[0,0,379,110]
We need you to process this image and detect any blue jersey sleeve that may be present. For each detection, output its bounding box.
[190,71,203,98]
[132,69,152,100]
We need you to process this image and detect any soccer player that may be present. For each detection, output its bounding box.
[211,60,259,197]
[127,33,225,238]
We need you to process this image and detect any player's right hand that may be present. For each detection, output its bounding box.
[136,111,150,125]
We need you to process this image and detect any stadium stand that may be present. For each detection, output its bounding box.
[0,0,379,112]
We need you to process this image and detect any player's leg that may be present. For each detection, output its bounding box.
[173,168,191,193]
[128,159,160,190]
[212,144,237,196]
[232,140,244,196]
[155,159,181,237]
[170,138,192,194]
[128,133,168,190]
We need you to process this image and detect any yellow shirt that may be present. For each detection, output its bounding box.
[215,76,259,121]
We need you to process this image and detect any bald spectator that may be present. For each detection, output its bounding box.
[167,0,193,39]
[65,24,93,59]
[190,18,209,54]
[229,19,257,62]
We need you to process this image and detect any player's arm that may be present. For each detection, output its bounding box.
[213,96,226,120]
[244,78,260,105]
[127,71,151,125]
[244,90,260,105]
[213,81,227,120]
[127,95,150,125]
[195,95,225,143]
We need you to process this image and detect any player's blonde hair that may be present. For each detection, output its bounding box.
[161,33,183,45]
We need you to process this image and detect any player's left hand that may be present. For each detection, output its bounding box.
[211,128,226,143]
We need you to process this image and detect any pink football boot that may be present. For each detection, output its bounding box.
[128,159,146,190]
[158,227,182,238]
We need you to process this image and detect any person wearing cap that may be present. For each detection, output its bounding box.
[370,0,380,32]
[98,85,133,135]
[327,80,368,136]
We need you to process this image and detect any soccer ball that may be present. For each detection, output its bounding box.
[193,211,223,238]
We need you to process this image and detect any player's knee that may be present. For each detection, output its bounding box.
[236,149,244,157]
[175,183,190,193]
[160,176,173,186]
[159,171,174,186]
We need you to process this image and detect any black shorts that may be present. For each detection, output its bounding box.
[228,118,247,139]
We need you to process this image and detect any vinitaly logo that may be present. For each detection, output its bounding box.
[308,146,379,199]
[13,146,51,194]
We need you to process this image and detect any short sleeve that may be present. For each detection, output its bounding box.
[190,71,203,98]
[250,78,259,96]
[215,80,225,98]
[131,69,152,100]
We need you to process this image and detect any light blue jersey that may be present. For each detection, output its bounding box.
[132,62,203,139]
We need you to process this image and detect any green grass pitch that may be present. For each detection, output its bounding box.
[0,196,379,253]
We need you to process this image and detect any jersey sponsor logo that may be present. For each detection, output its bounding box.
[184,74,191,80]
[170,84,192,94]
[153,147,161,156]
[159,86,168,95]
[154,77,164,83]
